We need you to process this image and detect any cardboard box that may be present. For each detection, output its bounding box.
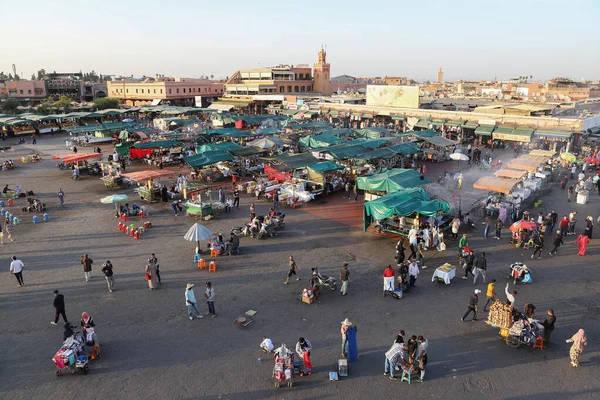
[302,295,313,304]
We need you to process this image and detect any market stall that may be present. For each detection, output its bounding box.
[52,153,103,176]
[362,187,450,232]
[507,155,550,172]
[357,168,430,201]
[306,161,345,192]
[121,170,175,202]
[494,169,527,180]
[100,162,124,189]
[473,176,519,194]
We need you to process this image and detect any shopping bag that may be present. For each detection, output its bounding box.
[145,273,151,281]
[303,352,312,370]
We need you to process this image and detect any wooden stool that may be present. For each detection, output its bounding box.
[532,336,544,350]
[401,369,411,384]
[198,259,207,269]
[210,249,219,257]
[209,261,217,272]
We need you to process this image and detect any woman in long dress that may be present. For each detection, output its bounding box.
[566,329,587,367]
[576,234,590,256]
[145,262,159,290]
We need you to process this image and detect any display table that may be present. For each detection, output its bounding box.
[431,263,456,285]
[138,186,161,202]
[185,201,213,217]
[101,176,123,189]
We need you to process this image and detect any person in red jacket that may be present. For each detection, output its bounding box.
[559,215,569,238]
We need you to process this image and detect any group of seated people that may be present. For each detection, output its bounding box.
[24,196,46,213]
[209,232,240,256]
[2,160,14,171]
[3,184,27,197]
[120,203,147,217]
[244,213,284,238]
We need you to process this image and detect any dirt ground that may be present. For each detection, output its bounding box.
[0,133,599,400]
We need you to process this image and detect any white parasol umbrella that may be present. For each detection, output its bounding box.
[450,153,469,161]
[184,223,214,253]
[100,193,130,215]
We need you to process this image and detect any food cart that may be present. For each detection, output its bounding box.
[100,162,124,189]
[486,300,544,348]
[121,170,175,203]
[52,152,103,177]
[183,184,219,217]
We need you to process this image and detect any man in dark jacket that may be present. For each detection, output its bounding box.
[532,234,544,259]
[549,231,563,255]
[462,250,475,279]
[473,252,487,285]
[51,290,68,326]
[462,289,481,322]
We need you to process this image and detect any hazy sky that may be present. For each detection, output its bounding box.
[1,0,599,82]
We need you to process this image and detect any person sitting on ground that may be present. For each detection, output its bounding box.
[260,336,274,353]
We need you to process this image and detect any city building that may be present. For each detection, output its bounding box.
[546,78,591,101]
[313,46,331,95]
[107,77,224,107]
[0,79,47,104]
[437,67,444,83]
[224,65,313,96]
[44,72,84,101]
[384,77,410,86]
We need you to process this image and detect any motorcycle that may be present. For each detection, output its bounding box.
[462,213,476,231]
[312,267,337,291]
[257,222,276,239]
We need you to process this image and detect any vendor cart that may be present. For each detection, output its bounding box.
[486,300,544,348]
[52,334,90,376]
[272,344,295,388]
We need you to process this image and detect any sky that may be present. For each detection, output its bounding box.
[1,0,599,82]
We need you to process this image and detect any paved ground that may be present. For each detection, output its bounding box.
[1,134,599,400]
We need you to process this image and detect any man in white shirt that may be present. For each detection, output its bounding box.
[408,261,419,287]
[505,283,517,308]
[260,336,274,353]
[185,283,203,320]
[10,256,25,287]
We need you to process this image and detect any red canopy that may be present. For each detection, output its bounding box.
[264,164,291,183]
[509,220,537,232]
[585,157,600,164]
[52,153,103,163]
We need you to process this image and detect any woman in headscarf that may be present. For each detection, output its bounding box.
[81,312,100,359]
[583,217,593,240]
[576,234,590,256]
[145,259,159,290]
[566,329,587,367]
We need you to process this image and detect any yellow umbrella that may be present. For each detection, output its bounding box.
[560,152,576,162]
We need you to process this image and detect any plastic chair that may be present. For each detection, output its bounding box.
[7,199,14,206]
[118,223,123,231]
[532,336,544,350]
[198,259,206,269]
[209,261,217,272]
[130,229,136,238]
[129,224,136,231]
[43,213,50,221]
[13,217,21,225]
[121,213,128,222]
[138,211,145,218]
[1,208,6,216]
[194,254,202,263]
[134,230,141,240]
[210,249,219,258]
[400,369,411,384]
[32,215,39,224]
[0,201,5,207]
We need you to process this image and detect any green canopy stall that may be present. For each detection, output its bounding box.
[184,150,233,168]
[363,188,450,231]
[357,168,430,193]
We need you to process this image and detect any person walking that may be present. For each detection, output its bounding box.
[462,289,481,322]
[296,337,313,376]
[81,254,93,282]
[567,185,574,202]
[549,231,563,256]
[185,283,203,320]
[482,279,497,312]
[473,252,487,285]
[3,217,14,242]
[273,190,279,210]
[566,329,587,367]
[543,309,556,346]
[568,211,577,235]
[494,219,503,240]
[51,290,68,325]
[584,216,593,239]
[408,259,419,287]
[576,234,590,256]
[57,188,65,207]
[353,180,359,201]
[101,260,115,292]
[343,179,350,199]
[284,255,300,285]
[233,189,240,209]
[205,281,216,317]
[10,256,25,287]
[462,250,475,279]
[483,216,491,239]
[145,259,159,290]
[149,253,161,285]
[0,223,3,245]
[559,215,569,238]
[532,234,544,259]
[250,203,256,220]
[451,217,460,240]
[340,263,350,296]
